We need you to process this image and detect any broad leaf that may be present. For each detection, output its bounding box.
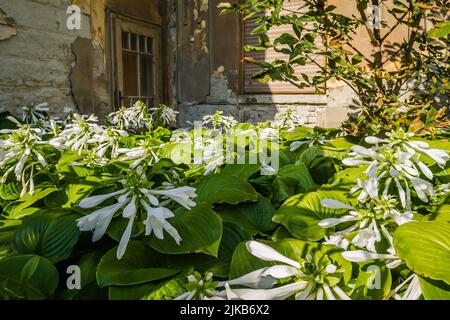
[272,163,315,204]
[217,194,276,235]
[394,221,450,284]
[419,277,450,300]
[97,241,181,287]
[0,255,58,299]
[146,203,222,257]
[195,174,258,204]
[11,209,82,263]
[273,189,351,241]
[6,187,58,219]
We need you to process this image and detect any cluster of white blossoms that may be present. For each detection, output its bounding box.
[117,139,160,169]
[317,129,449,300]
[107,102,179,132]
[0,121,65,196]
[76,166,197,259]
[274,108,304,132]
[290,130,328,151]
[151,104,179,127]
[177,241,350,300]
[319,196,413,253]
[343,129,449,209]
[193,136,225,175]
[22,102,50,125]
[107,101,152,132]
[202,111,238,130]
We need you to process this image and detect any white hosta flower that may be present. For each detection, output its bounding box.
[202,111,237,130]
[290,132,328,151]
[92,127,128,160]
[259,127,279,141]
[192,137,225,175]
[118,140,159,169]
[58,114,105,154]
[238,241,351,300]
[344,143,437,209]
[175,272,220,300]
[151,104,179,127]
[175,268,279,301]
[22,102,49,124]
[0,125,57,196]
[388,274,422,300]
[148,186,197,210]
[323,234,350,250]
[274,108,304,132]
[341,225,402,269]
[319,197,414,252]
[367,129,449,167]
[260,163,277,176]
[77,168,197,259]
[123,101,153,131]
[106,107,130,131]
[141,201,181,245]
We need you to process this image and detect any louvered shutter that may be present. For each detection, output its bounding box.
[243,0,325,94]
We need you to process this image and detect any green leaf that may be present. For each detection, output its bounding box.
[272,163,316,204]
[394,221,450,284]
[195,174,258,205]
[11,209,82,263]
[0,255,58,299]
[217,194,276,235]
[419,277,450,300]
[221,164,262,180]
[428,21,450,38]
[97,241,181,287]
[229,238,352,283]
[109,282,156,300]
[109,272,188,300]
[273,189,351,241]
[6,187,58,219]
[352,262,392,300]
[146,203,223,257]
[298,146,324,168]
[430,203,450,222]
[0,181,21,201]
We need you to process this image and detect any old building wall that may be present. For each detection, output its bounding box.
[176,0,335,128]
[0,0,173,118]
[0,1,430,128]
[0,0,91,115]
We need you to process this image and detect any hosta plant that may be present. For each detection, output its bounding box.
[0,101,448,301]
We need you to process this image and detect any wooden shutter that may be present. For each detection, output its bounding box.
[243,0,325,94]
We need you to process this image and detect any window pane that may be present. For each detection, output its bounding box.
[147,37,153,54]
[139,54,154,97]
[139,35,146,53]
[122,32,129,50]
[121,97,133,108]
[130,33,137,51]
[122,51,138,96]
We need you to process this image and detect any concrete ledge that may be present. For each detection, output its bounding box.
[238,94,328,105]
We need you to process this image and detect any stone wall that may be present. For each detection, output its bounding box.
[0,0,402,129]
[0,0,91,115]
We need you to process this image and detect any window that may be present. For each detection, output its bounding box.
[113,17,162,108]
[242,0,325,94]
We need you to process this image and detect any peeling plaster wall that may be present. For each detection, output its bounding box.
[0,0,171,118]
[0,0,419,128]
[176,0,334,128]
[0,0,91,115]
